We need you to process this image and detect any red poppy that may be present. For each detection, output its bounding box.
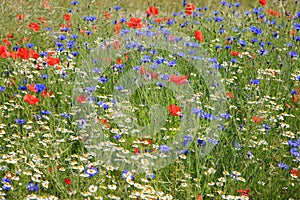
[46,56,60,66]
[267,9,280,17]
[28,22,40,32]
[146,6,159,17]
[259,0,267,6]
[64,178,72,185]
[76,96,87,103]
[17,48,30,60]
[114,23,122,34]
[252,116,265,123]
[112,39,121,50]
[105,12,110,19]
[196,194,203,200]
[168,104,182,116]
[29,49,39,59]
[17,14,24,21]
[38,17,47,26]
[194,30,204,42]
[291,169,300,177]
[237,188,250,197]
[185,3,195,15]
[230,51,241,57]
[290,30,296,35]
[226,92,234,99]
[7,33,13,39]
[64,14,71,21]
[0,46,8,58]
[98,118,111,129]
[139,66,158,79]
[116,58,122,64]
[41,88,53,97]
[168,35,175,42]
[169,74,189,85]
[27,84,37,93]
[134,148,140,154]
[42,0,51,10]
[3,38,11,46]
[155,18,162,23]
[24,94,39,105]
[142,138,152,146]
[127,17,143,29]
[285,103,295,109]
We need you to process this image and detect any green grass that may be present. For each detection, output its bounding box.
[0,0,300,199]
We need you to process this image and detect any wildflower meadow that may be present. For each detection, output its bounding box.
[0,0,300,199]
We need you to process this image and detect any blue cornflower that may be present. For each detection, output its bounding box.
[157,82,164,87]
[86,30,92,35]
[239,40,247,47]
[290,148,299,157]
[115,86,124,91]
[234,142,243,150]
[41,110,50,115]
[167,60,176,67]
[0,86,5,92]
[18,85,27,90]
[35,84,46,93]
[294,23,300,31]
[289,51,298,58]
[191,108,203,115]
[113,6,121,11]
[26,43,34,48]
[72,52,79,57]
[251,79,260,85]
[40,74,48,79]
[288,139,299,147]
[235,2,241,7]
[160,145,170,153]
[67,40,76,49]
[213,11,219,15]
[146,173,156,180]
[231,58,238,63]
[262,123,270,131]
[251,38,258,44]
[2,177,12,184]
[57,34,67,40]
[70,34,78,39]
[273,32,279,39]
[250,26,262,35]
[197,139,206,146]
[85,167,98,177]
[183,135,193,146]
[26,182,39,191]
[102,104,109,109]
[55,41,64,47]
[278,163,290,170]
[213,16,224,22]
[258,48,268,56]
[246,151,254,159]
[98,77,108,84]
[160,74,170,80]
[113,134,122,139]
[71,1,79,5]
[220,113,231,119]
[16,119,26,125]
[13,46,20,51]
[141,55,152,63]
[62,113,72,119]
[2,183,12,191]
[208,138,219,145]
